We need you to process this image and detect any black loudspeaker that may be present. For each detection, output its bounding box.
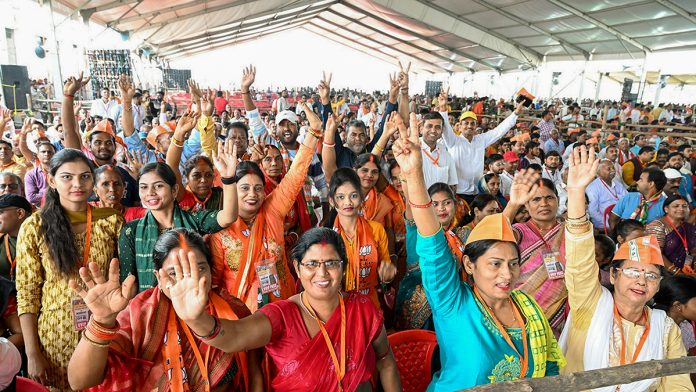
[0,65,30,110]
[620,78,633,103]
[425,80,442,96]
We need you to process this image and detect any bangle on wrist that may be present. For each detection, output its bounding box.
[171,137,184,148]
[323,141,335,148]
[409,199,433,209]
[192,314,221,341]
[83,332,111,348]
[221,176,238,185]
[64,94,74,99]
[241,91,250,95]
[306,127,323,139]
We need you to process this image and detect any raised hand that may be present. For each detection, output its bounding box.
[201,91,214,117]
[187,79,203,100]
[326,113,338,138]
[157,249,209,323]
[212,138,239,178]
[64,72,91,96]
[391,112,422,176]
[241,65,256,93]
[68,259,136,325]
[249,132,268,163]
[85,115,94,131]
[302,102,322,131]
[388,73,400,102]
[21,117,32,135]
[568,145,599,190]
[0,109,11,127]
[508,168,541,206]
[318,71,332,104]
[175,109,200,137]
[438,86,449,112]
[126,150,145,178]
[513,99,527,115]
[397,61,411,90]
[118,74,135,101]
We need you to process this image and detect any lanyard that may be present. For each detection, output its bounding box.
[526,220,559,251]
[190,189,212,211]
[173,307,212,392]
[665,217,689,253]
[599,179,618,200]
[422,147,440,166]
[82,205,93,268]
[5,236,15,279]
[613,305,650,365]
[302,292,346,391]
[543,167,556,182]
[473,286,528,378]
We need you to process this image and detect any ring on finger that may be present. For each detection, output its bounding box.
[184,273,191,278]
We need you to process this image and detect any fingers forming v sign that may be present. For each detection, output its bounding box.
[391,112,422,175]
[157,249,208,323]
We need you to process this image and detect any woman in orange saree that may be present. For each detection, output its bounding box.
[159,227,401,392]
[208,103,321,312]
[67,229,263,391]
[322,168,396,308]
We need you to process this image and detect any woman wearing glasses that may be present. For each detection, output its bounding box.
[152,228,401,391]
[560,145,693,391]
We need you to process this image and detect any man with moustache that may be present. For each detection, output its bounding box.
[586,159,628,232]
[418,112,457,191]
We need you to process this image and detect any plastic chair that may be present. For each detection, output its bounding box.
[388,330,438,392]
[15,377,49,392]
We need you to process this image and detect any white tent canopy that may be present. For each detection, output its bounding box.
[53,0,696,74]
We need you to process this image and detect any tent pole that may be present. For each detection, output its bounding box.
[594,72,603,102]
[637,52,648,102]
[48,0,64,104]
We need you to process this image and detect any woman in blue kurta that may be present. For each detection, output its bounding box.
[391,117,565,390]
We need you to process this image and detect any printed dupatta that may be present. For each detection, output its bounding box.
[333,216,380,303]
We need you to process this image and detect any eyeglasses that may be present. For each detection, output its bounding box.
[299,260,343,271]
[616,267,662,283]
[0,183,19,191]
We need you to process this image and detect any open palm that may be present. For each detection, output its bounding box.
[568,145,599,189]
[69,259,135,323]
[241,65,256,92]
[158,249,209,322]
[213,139,239,178]
[509,169,541,206]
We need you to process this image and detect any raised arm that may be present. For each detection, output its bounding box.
[367,74,399,151]
[62,72,91,148]
[240,66,271,143]
[502,168,540,228]
[565,145,603,311]
[166,109,200,202]
[67,259,136,390]
[370,112,401,158]
[438,87,460,148]
[268,103,322,218]
[118,75,136,137]
[212,139,239,228]
[397,61,411,122]
[478,101,525,147]
[18,119,36,164]
[322,112,339,182]
[161,249,273,354]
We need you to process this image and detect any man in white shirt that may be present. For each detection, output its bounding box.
[658,104,674,122]
[440,95,523,204]
[542,151,563,187]
[419,112,458,191]
[603,144,628,189]
[586,159,628,231]
[295,94,309,115]
[91,87,118,120]
[589,102,603,119]
[500,151,519,197]
[276,90,290,113]
[561,105,584,128]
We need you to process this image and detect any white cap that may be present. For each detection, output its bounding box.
[275,110,298,125]
[664,168,682,180]
[0,337,21,389]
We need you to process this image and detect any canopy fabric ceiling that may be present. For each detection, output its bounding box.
[606,71,696,85]
[54,0,696,73]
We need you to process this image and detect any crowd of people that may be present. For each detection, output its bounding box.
[0,61,695,392]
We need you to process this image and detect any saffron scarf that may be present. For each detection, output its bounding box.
[445,223,466,280]
[279,145,315,214]
[333,216,379,303]
[382,185,405,241]
[229,210,268,301]
[162,291,249,392]
[181,186,223,212]
[629,193,662,224]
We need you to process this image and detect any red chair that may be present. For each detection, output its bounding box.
[388,330,438,392]
[15,377,49,392]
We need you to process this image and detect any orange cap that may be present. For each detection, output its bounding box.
[586,137,599,145]
[93,119,114,136]
[613,235,664,266]
[606,134,617,141]
[511,133,531,143]
[146,120,177,149]
[465,213,516,246]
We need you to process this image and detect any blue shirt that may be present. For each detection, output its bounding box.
[612,192,666,223]
[416,229,560,390]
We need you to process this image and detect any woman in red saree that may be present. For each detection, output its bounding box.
[208,102,321,313]
[67,228,262,391]
[158,227,401,392]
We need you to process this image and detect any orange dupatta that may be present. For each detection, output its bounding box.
[360,187,391,225]
[334,216,380,307]
[229,211,268,302]
[445,223,467,281]
[382,185,405,241]
[162,292,249,392]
